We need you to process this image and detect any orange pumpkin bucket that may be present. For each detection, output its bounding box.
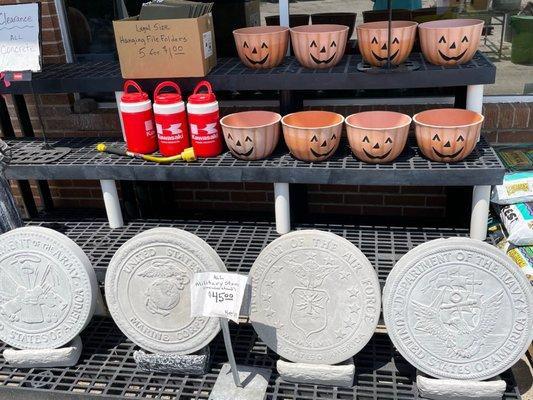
[290,24,348,69]
[418,19,484,66]
[233,26,289,69]
[281,111,343,162]
[413,108,484,163]
[345,111,411,163]
[356,21,418,67]
[220,111,282,160]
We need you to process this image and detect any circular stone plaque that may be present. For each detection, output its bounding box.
[105,228,226,354]
[383,238,533,380]
[249,230,380,365]
[0,226,97,350]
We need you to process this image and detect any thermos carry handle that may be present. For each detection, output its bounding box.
[123,80,143,94]
[192,80,213,95]
[154,81,182,98]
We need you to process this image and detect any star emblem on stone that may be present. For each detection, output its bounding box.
[265,280,275,289]
[334,329,344,339]
[265,309,274,318]
[343,319,357,329]
[348,288,360,299]
[307,252,317,261]
[324,256,335,266]
[349,303,361,314]
[271,265,283,274]
[338,270,351,280]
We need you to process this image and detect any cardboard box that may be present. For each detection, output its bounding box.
[113,13,217,78]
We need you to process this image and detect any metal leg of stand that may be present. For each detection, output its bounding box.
[100,180,124,229]
[470,185,491,240]
[274,182,290,235]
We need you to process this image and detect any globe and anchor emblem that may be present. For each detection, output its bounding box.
[137,260,190,316]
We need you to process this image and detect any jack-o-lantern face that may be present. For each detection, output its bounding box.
[233,26,289,69]
[309,39,338,65]
[242,40,270,66]
[345,111,411,164]
[437,34,469,63]
[356,21,418,67]
[290,25,348,69]
[309,132,338,159]
[370,36,400,63]
[418,19,484,66]
[282,111,343,162]
[430,131,465,159]
[413,108,484,163]
[226,132,254,158]
[361,135,394,160]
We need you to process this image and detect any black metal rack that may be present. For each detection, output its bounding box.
[0,53,495,94]
[4,136,504,186]
[0,213,517,400]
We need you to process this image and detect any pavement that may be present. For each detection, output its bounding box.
[259,0,533,95]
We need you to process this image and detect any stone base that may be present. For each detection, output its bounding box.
[133,346,210,375]
[276,357,355,387]
[3,336,82,368]
[209,363,271,400]
[417,372,506,400]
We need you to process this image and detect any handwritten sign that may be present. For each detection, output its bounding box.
[190,272,248,323]
[0,3,40,72]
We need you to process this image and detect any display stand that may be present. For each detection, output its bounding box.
[133,346,211,375]
[277,358,355,387]
[416,372,507,400]
[2,336,82,368]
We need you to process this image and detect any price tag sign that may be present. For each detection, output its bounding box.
[190,272,248,323]
[0,3,41,72]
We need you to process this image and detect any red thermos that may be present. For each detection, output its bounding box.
[187,81,223,157]
[120,80,157,154]
[153,81,190,156]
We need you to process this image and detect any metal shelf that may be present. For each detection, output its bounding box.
[0,52,495,94]
[0,317,521,400]
[26,214,476,286]
[4,136,505,186]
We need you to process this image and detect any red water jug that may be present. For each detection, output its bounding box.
[120,80,157,154]
[153,81,190,157]
[187,81,223,158]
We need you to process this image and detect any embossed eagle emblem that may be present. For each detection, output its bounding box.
[411,270,503,359]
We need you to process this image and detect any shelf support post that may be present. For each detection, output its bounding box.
[466,84,483,114]
[100,180,124,229]
[470,185,491,240]
[274,182,290,235]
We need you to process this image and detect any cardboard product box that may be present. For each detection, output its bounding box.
[113,13,217,78]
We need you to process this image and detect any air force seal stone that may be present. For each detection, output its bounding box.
[0,226,97,350]
[105,228,226,354]
[249,230,380,365]
[383,238,533,380]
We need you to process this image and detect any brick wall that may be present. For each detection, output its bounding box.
[2,0,532,222]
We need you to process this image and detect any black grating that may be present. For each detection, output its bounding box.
[0,318,521,400]
[4,136,504,186]
[0,53,495,94]
[26,215,472,286]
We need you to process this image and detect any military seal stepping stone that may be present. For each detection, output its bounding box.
[0,226,98,352]
[249,230,380,365]
[383,238,533,381]
[105,228,226,357]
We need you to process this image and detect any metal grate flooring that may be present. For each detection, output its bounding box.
[0,318,521,400]
[26,215,473,286]
[4,136,504,186]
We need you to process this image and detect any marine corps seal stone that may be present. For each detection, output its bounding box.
[249,230,380,365]
[0,226,97,349]
[105,228,226,354]
[383,238,533,380]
